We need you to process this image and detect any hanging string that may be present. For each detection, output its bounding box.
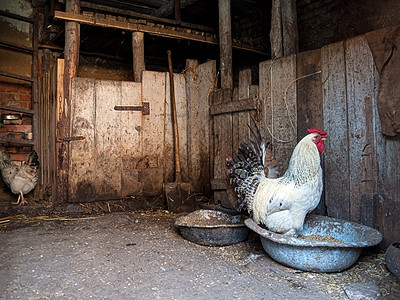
[267,63,322,144]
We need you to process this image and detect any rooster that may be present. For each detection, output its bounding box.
[0,150,40,205]
[226,123,327,236]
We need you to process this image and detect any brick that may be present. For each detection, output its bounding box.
[19,94,31,101]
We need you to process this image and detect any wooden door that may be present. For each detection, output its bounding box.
[68,72,169,202]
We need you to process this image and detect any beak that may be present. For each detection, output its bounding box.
[322,138,326,141]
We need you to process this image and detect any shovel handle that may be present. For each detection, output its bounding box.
[167,50,181,178]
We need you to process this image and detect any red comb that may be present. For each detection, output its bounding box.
[308,128,327,137]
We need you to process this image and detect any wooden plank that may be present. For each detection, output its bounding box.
[281,0,298,56]
[55,10,217,45]
[232,69,252,153]
[296,49,324,214]
[141,71,166,195]
[296,49,322,139]
[55,58,67,203]
[218,0,233,89]
[186,59,216,194]
[345,35,379,224]
[93,80,122,200]
[321,41,350,220]
[259,55,297,173]
[68,78,97,201]
[210,98,258,115]
[120,81,143,197]
[270,0,283,59]
[132,31,145,82]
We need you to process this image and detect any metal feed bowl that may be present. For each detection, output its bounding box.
[175,209,249,246]
[245,214,383,272]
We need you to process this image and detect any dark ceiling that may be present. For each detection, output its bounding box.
[43,0,270,76]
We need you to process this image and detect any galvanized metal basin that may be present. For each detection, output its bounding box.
[245,214,382,272]
[175,209,248,246]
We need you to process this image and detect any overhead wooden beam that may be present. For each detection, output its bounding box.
[218,0,233,89]
[81,1,214,33]
[54,10,267,55]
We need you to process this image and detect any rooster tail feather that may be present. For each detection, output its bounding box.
[27,151,40,168]
[226,121,266,212]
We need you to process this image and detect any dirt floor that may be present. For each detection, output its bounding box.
[0,205,399,300]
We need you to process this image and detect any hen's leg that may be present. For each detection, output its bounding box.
[18,191,27,205]
[12,192,21,205]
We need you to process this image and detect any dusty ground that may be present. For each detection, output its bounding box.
[0,209,399,300]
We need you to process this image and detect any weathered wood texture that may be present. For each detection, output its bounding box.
[210,68,260,207]
[132,31,145,82]
[281,0,299,56]
[185,59,216,194]
[68,62,214,202]
[319,35,398,247]
[57,0,80,203]
[270,0,283,59]
[321,41,350,220]
[296,49,324,214]
[259,55,297,173]
[218,0,233,89]
[345,36,379,225]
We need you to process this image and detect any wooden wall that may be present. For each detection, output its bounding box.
[256,34,399,248]
[66,60,216,203]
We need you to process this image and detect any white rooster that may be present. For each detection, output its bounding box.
[226,123,327,236]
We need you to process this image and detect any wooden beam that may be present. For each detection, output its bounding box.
[210,98,258,115]
[270,0,283,59]
[57,0,80,203]
[218,0,233,89]
[281,0,298,56]
[55,10,217,44]
[132,31,145,82]
[54,10,267,55]
[81,1,214,33]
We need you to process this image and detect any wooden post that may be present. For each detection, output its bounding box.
[174,0,181,23]
[57,0,80,203]
[218,0,233,89]
[132,31,145,82]
[281,0,298,56]
[270,0,283,59]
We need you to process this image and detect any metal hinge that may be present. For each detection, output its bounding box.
[114,102,150,115]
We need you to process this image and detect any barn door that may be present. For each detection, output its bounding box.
[68,72,168,202]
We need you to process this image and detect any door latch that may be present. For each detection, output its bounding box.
[114,102,150,115]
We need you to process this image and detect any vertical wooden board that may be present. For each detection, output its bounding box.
[69,77,96,201]
[142,71,166,195]
[213,89,233,180]
[345,36,379,223]
[165,72,187,182]
[94,80,122,200]
[266,55,297,173]
[232,69,252,152]
[187,59,216,194]
[321,41,350,220]
[297,49,324,214]
[296,49,322,138]
[120,81,143,197]
[259,59,272,141]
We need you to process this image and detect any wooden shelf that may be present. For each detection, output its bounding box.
[0,137,35,146]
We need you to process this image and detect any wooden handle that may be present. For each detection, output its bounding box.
[167,50,181,179]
